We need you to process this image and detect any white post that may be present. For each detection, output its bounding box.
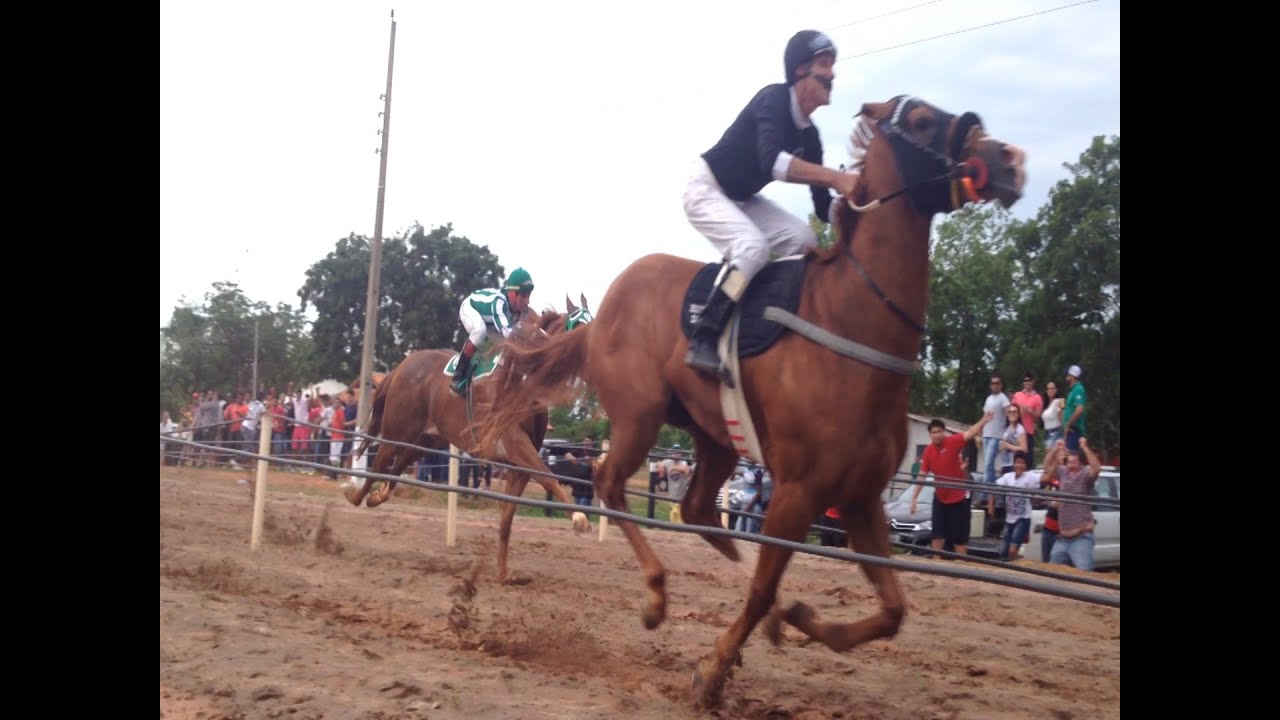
[250,415,272,552]
[720,477,731,528]
[446,445,459,547]
[349,421,369,484]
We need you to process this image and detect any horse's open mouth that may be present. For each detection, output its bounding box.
[988,180,1024,204]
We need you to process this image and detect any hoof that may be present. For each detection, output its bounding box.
[691,658,726,709]
[343,485,362,505]
[641,601,666,630]
[571,512,591,535]
[784,601,816,631]
[785,601,814,624]
[365,492,387,508]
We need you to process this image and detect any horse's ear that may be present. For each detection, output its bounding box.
[857,101,894,121]
[580,293,589,312]
[566,294,576,312]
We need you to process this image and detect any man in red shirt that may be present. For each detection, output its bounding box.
[268,396,288,459]
[911,412,993,555]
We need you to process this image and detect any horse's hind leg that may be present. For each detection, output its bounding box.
[675,432,741,561]
[496,472,531,583]
[366,448,419,507]
[596,411,670,629]
[345,477,377,506]
[344,443,395,506]
[779,499,906,652]
[692,479,818,709]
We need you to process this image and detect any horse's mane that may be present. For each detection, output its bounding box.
[807,108,879,264]
[535,308,565,331]
[848,111,875,173]
[807,204,854,264]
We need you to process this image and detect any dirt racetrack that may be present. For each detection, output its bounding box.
[160,467,1119,720]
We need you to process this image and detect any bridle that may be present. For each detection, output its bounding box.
[565,308,593,331]
[768,96,1020,376]
[847,95,989,216]
[842,95,990,339]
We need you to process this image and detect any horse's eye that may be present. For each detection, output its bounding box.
[913,116,935,133]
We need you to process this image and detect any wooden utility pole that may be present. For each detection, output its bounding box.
[252,317,259,396]
[357,10,396,429]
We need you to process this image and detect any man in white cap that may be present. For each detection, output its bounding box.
[1062,365,1087,450]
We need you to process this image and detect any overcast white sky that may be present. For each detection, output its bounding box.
[160,0,1119,332]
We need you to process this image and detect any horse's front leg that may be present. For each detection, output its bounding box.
[778,499,906,651]
[692,481,816,709]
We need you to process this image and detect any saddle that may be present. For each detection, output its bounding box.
[679,255,807,358]
[443,346,504,388]
[679,255,808,464]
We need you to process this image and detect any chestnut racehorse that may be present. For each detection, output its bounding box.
[348,295,596,583]
[472,95,1026,707]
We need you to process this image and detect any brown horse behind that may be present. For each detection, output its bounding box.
[473,95,1026,707]
[348,297,596,583]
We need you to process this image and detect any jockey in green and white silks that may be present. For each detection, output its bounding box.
[452,267,535,394]
[463,289,519,341]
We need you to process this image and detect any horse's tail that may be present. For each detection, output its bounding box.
[355,364,397,458]
[472,324,592,457]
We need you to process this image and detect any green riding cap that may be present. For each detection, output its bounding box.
[504,267,534,294]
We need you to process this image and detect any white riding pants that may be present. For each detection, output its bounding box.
[459,301,497,347]
[682,158,819,286]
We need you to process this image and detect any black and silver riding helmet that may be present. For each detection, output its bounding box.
[784,30,838,84]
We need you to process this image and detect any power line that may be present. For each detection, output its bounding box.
[843,0,1100,60]
[824,0,945,33]
[593,0,1102,119]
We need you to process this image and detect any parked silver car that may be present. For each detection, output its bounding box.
[715,462,772,527]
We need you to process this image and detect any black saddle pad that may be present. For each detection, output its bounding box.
[680,257,807,358]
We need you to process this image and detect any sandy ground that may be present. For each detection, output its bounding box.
[160,466,1119,720]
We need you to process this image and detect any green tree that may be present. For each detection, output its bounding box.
[908,363,958,419]
[808,212,835,249]
[655,425,693,451]
[1003,134,1120,453]
[160,281,314,413]
[298,223,505,381]
[546,389,609,443]
[924,203,1019,419]
[398,223,507,350]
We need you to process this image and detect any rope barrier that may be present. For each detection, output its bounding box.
[159,424,1120,585]
[159,434,1119,607]
[166,423,1117,508]
[234,414,1116,509]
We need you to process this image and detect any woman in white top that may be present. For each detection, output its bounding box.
[160,411,178,465]
[997,405,1028,475]
[1041,381,1065,452]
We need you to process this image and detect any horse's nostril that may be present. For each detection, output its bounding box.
[1000,144,1026,168]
